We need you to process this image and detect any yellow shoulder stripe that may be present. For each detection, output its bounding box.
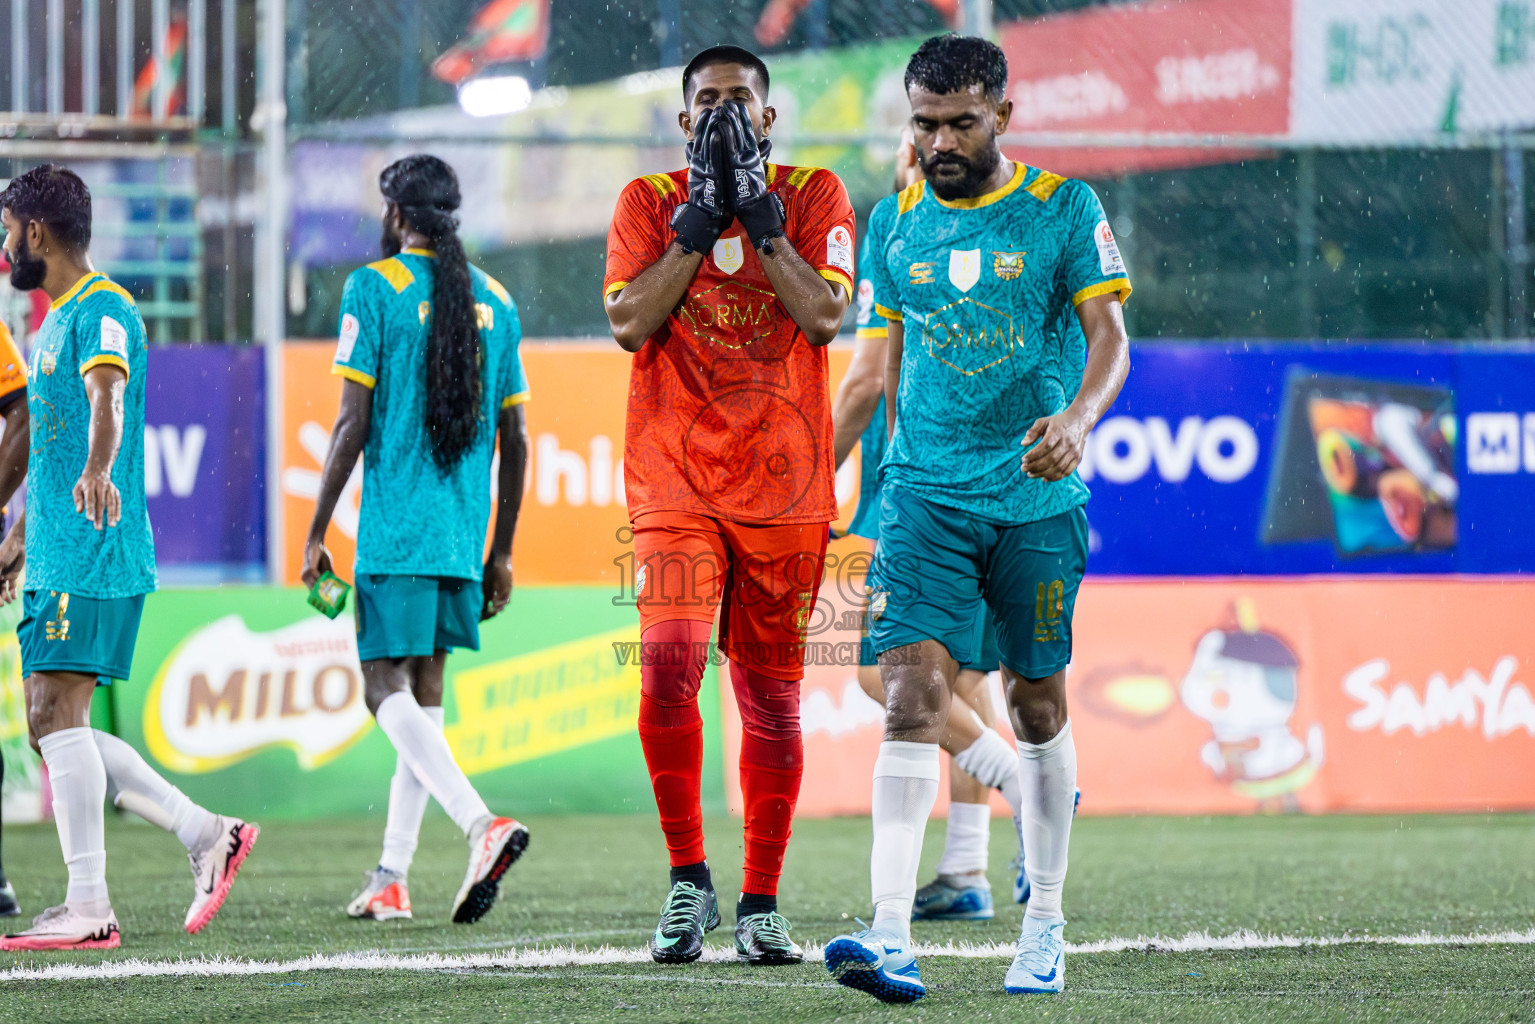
[1024,170,1067,203]
[81,280,136,305]
[604,280,629,298]
[1072,278,1132,307]
[51,272,102,310]
[482,274,512,306]
[332,364,377,388]
[896,181,925,215]
[640,173,678,197]
[365,257,415,294]
[786,165,821,190]
[501,391,531,409]
[855,326,889,340]
[874,303,903,322]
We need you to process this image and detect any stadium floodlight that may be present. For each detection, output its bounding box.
[458,75,533,118]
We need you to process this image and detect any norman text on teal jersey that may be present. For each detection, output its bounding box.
[867,163,1131,526]
[25,272,158,599]
[332,249,529,581]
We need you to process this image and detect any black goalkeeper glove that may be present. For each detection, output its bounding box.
[720,100,786,253]
[670,106,732,255]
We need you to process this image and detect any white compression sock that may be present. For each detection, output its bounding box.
[1018,719,1078,921]
[38,728,110,912]
[953,728,1023,818]
[869,741,940,943]
[934,800,991,877]
[94,730,220,852]
[374,692,489,835]
[378,705,445,875]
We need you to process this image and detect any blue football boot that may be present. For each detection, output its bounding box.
[912,875,994,921]
[1004,915,1066,994]
[824,925,925,1003]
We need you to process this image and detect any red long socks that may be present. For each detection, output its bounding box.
[637,619,713,867]
[637,622,805,897]
[731,662,804,897]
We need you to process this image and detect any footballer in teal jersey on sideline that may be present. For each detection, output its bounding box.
[302,155,531,929]
[826,36,1131,1003]
[830,129,1025,927]
[0,166,258,952]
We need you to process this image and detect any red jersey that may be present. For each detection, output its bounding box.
[605,164,856,525]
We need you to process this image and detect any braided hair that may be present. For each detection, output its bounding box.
[379,155,483,472]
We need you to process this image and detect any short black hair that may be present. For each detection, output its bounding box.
[0,164,93,250]
[682,45,769,102]
[904,34,1009,103]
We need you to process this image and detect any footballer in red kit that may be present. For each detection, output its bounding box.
[604,44,854,966]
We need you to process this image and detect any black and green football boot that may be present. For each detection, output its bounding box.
[734,910,803,965]
[648,881,720,964]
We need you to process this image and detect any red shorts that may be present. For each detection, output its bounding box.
[633,511,829,680]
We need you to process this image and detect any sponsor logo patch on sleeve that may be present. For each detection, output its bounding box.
[826,225,853,275]
[99,316,128,358]
[1095,220,1126,276]
[856,279,874,325]
[336,313,360,363]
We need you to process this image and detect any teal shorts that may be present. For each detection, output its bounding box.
[355,574,481,662]
[861,583,997,672]
[961,605,1000,674]
[18,590,145,684]
[867,486,1088,679]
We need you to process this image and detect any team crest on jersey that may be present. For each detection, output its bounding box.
[713,235,745,275]
[993,251,1027,281]
[635,564,648,600]
[948,249,981,292]
[39,350,56,376]
[869,590,888,621]
[909,262,935,286]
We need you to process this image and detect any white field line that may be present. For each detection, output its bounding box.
[2,928,1533,983]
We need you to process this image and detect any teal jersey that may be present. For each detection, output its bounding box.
[848,222,892,541]
[868,164,1131,525]
[25,272,157,598]
[333,249,530,581]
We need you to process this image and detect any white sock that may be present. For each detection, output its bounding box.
[94,730,220,853]
[378,705,445,875]
[953,728,1023,818]
[869,740,940,943]
[38,728,110,913]
[374,692,489,835]
[1018,719,1077,921]
[934,800,991,877]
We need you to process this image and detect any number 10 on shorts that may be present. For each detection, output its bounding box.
[1035,580,1065,643]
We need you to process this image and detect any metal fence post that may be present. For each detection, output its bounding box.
[257,0,289,584]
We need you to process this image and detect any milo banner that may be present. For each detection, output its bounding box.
[105,586,724,820]
[99,576,1535,821]
[0,598,43,825]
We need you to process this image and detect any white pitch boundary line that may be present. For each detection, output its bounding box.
[3,928,1533,984]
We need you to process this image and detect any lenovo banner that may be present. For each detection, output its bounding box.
[1083,343,1534,576]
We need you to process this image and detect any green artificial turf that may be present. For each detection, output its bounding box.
[0,812,1531,1023]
